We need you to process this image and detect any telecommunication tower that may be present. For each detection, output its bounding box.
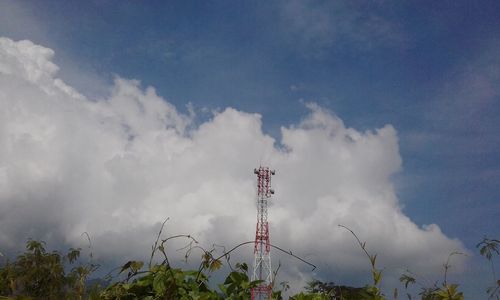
[251,167,275,300]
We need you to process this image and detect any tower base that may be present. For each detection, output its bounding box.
[251,284,272,300]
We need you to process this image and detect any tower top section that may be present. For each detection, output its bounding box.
[254,167,275,198]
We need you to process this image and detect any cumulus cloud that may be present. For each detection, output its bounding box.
[0,37,465,289]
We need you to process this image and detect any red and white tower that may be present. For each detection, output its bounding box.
[251,167,275,300]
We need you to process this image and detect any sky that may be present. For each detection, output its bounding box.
[0,0,499,297]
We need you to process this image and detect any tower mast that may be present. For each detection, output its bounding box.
[251,167,275,300]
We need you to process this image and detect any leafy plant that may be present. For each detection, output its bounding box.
[302,280,369,299]
[477,237,500,299]
[3,221,499,299]
[0,239,97,299]
[399,252,465,300]
[338,224,384,299]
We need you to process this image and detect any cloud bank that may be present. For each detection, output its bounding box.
[0,37,465,288]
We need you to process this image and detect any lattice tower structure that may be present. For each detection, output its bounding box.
[251,167,275,300]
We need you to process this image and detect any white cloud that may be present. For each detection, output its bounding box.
[0,38,84,99]
[278,0,410,57]
[0,37,465,289]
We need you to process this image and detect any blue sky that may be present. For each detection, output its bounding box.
[1,0,499,296]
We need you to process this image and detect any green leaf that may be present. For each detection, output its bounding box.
[399,274,416,289]
[153,272,168,294]
[235,262,248,272]
[369,254,377,267]
[131,261,144,272]
[119,261,132,274]
[372,270,382,285]
[67,248,81,264]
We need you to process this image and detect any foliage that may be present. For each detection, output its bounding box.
[0,228,498,299]
[100,265,217,299]
[100,259,265,300]
[477,237,500,299]
[299,280,371,299]
[0,239,97,299]
[338,225,384,299]
[399,252,466,300]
